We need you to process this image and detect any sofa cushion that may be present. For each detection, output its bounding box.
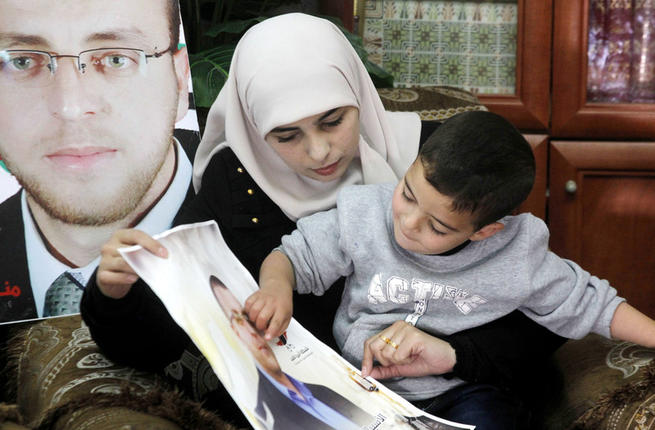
[538,334,655,430]
[5,315,239,430]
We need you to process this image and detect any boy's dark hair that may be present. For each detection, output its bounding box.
[418,111,535,230]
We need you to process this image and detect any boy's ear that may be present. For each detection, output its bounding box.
[470,222,504,241]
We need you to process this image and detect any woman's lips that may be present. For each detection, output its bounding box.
[312,160,340,176]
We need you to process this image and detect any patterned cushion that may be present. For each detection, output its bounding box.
[538,334,655,430]
[4,315,238,430]
[376,86,487,121]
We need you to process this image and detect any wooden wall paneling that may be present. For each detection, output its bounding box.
[549,140,655,316]
[551,0,655,139]
[517,134,548,220]
[478,0,552,132]
[319,0,355,31]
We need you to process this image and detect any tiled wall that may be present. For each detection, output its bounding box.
[362,0,518,94]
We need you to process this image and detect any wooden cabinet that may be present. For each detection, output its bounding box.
[549,141,655,315]
[548,0,655,316]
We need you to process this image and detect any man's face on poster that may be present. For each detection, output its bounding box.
[210,276,283,377]
[0,0,188,225]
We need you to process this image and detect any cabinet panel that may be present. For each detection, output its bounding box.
[516,134,548,220]
[319,0,355,31]
[549,141,655,316]
[478,0,552,131]
[552,0,655,139]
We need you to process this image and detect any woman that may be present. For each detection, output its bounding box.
[82,13,563,429]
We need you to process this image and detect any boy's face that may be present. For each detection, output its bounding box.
[391,160,501,255]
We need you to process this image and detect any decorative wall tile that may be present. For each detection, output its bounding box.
[363,0,518,94]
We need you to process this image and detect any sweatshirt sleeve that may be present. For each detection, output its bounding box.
[279,208,354,296]
[521,219,624,339]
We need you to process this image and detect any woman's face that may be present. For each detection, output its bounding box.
[264,106,360,182]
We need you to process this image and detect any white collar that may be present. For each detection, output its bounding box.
[24,138,192,317]
[0,168,20,202]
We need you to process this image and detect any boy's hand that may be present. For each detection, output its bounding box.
[244,283,292,341]
[361,321,456,380]
[96,229,167,299]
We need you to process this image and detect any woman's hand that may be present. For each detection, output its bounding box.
[361,320,457,380]
[96,229,167,299]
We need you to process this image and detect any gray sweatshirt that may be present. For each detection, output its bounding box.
[279,183,624,400]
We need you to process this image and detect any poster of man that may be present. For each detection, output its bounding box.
[0,162,19,201]
[118,220,474,430]
[0,0,198,323]
[210,275,374,429]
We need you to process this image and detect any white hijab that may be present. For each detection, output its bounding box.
[193,13,420,220]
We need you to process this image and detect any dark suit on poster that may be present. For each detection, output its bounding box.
[0,191,37,323]
[254,369,374,430]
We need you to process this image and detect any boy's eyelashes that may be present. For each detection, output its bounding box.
[430,224,446,236]
[273,115,344,143]
[401,187,446,236]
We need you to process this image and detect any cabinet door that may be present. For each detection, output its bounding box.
[327,0,552,131]
[549,141,655,315]
[478,0,552,131]
[552,0,655,138]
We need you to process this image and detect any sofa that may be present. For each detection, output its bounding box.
[2,313,655,429]
[2,87,654,430]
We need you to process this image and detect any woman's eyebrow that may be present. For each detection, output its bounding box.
[269,108,341,133]
[317,108,339,121]
[269,125,298,133]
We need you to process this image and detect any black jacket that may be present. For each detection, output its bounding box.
[0,192,38,322]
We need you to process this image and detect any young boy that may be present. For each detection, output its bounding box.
[244,111,655,406]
